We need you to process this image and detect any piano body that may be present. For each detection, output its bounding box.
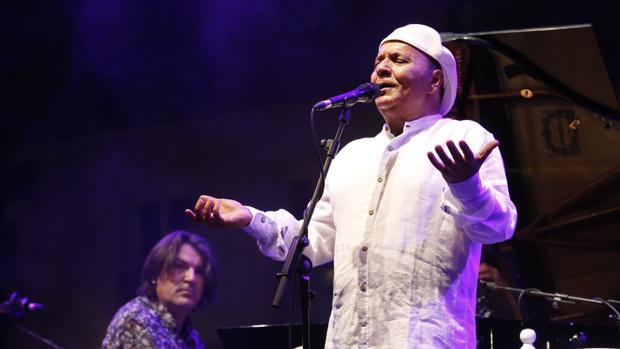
[444,24,620,347]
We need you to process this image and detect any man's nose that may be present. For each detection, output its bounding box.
[375,60,391,77]
[184,267,197,281]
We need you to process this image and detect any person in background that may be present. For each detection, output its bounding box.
[477,245,523,320]
[102,230,216,349]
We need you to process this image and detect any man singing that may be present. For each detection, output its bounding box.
[187,24,516,348]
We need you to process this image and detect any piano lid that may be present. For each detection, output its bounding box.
[440,23,620,228]
[442,24,620,119]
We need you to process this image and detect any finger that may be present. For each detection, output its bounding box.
[195,195,209,212]
[184,209,197,220]
[446,140,465,166]
[459,140,475,163]
[476,140,500,162]
[203,199,215,222]
[212,200,223,226]
[427,151,446,172]
[435,145,456,171]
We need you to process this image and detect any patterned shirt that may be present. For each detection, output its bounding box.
[102,296,204,349]
[243,114,517,348]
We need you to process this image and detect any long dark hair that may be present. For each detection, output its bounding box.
[138,230,217,306]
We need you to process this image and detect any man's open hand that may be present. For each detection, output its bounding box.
[427,139,499,183]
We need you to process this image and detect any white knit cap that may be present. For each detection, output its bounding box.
[380,24,457,116]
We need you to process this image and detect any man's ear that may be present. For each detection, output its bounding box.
[430,69,443,95]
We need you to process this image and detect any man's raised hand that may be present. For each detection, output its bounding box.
[185,195,252,228]
[427,139,499,183]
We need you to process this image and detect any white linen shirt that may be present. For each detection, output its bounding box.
[243,114,517,349]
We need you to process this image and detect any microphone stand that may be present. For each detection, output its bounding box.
[1,291,65,349]
[272,105,352,349]
[480,281,620,330]
[18,324,66,349]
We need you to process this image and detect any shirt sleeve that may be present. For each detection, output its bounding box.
[242,179,337,266]
[242,206,300,261]
[441,125,518,244]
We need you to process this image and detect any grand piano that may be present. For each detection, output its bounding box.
[448,23,620,348]
[218,25,620,348]
[443,23,620,323]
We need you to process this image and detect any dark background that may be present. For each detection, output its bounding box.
[2,1,619,348]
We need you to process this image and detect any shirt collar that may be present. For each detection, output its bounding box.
[139,296,194,339]
[382,113,442,139]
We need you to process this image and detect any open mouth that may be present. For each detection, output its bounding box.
[378,82,396,91]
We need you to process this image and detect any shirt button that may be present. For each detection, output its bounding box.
[360,282,367,292]
[360,321,368,327]
[368,210,374,215]
[361,246,368,252]
[387,146,394,151]
[260,217,266,223]
[377,177,383,183]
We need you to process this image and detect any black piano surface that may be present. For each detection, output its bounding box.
[216,318,620,349]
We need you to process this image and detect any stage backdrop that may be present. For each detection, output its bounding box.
[2,1,618,348]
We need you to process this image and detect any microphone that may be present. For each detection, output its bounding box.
[313,83,381,111]
[0,291,44,318]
